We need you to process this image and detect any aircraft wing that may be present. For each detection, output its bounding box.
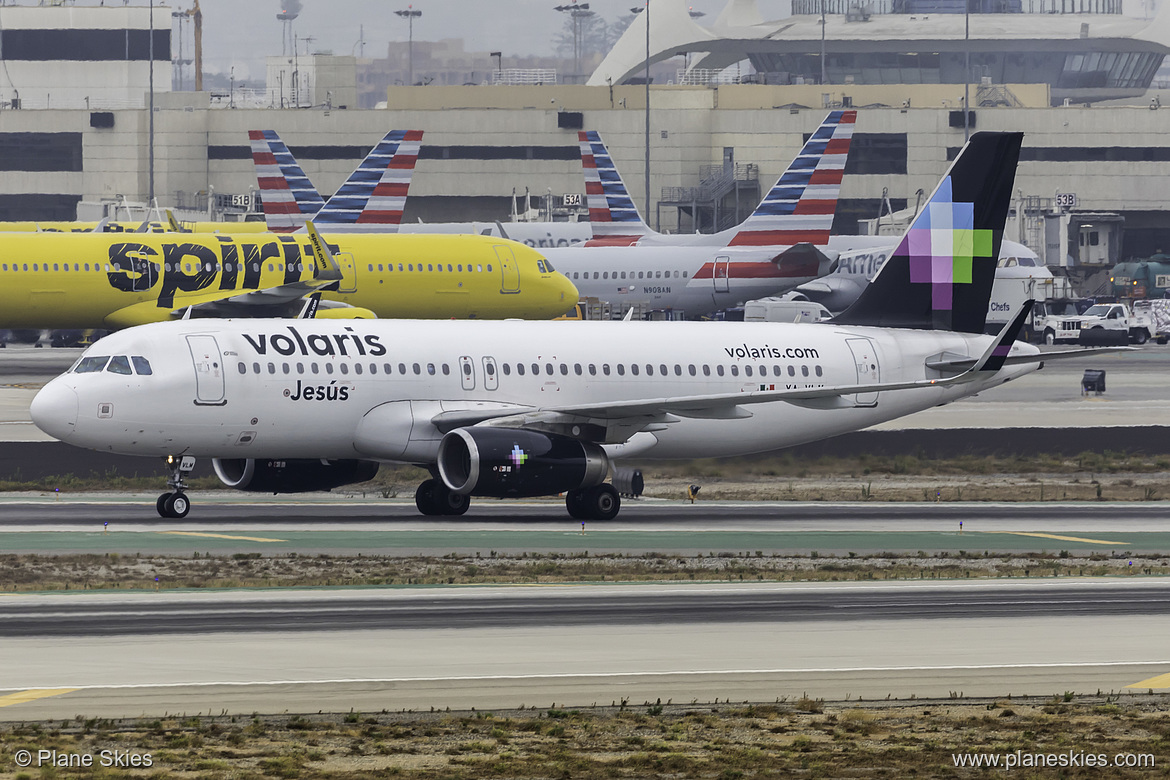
[926,345,1133,371]
[103,278,347,328]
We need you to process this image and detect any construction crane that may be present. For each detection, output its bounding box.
[176,0,204,91]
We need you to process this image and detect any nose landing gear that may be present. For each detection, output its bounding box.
[158,455,196,518]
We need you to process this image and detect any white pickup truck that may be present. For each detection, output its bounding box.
[1046,302,1159,345]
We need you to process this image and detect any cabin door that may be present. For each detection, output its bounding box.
[713,256,731,293]
[187,335,226,406]
[846,337,879,407]
[495,246,521,294]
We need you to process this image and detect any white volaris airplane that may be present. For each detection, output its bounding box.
[30,133,1117,521]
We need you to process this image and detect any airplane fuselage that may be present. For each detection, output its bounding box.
[0,232,576,328]
[33,318,1038,463]
[544,244,828,314]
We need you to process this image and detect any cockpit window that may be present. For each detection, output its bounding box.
[543,258,556,273]
[75,356,110,373]
[132,356,153,375]
[107,356,133,375]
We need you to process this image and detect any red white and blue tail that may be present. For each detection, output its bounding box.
[726,110,856,247]
[249,130,326,234]
[579,130,651,246]
[312,130,423,232]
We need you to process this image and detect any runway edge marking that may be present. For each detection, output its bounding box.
[0,688,77,708]
[161,531,288,543]
[1126,672,1170,689]
[998,531,1130,545]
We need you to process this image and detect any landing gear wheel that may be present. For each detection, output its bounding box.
[157,492,190,519]
[584,484,621,521]
[415,479,443,516]
[159,455,196,518]
[566,489,590,520]
[166,493,191,519]
[436,487,470,516]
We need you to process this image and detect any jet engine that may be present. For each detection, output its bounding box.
[437,428,608,498]
[212,458,379,493]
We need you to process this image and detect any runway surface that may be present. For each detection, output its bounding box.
[2,580,1170,720]
[1,498,1168,554]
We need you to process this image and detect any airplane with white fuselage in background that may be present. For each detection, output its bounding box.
[31,132,1122,521]
[254,114,856,314]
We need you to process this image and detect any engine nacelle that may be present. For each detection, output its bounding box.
[437,428,609,498]
[212,458,379,494]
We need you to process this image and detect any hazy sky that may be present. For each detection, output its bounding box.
[187,0,721,81]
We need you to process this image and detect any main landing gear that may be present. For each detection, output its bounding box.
[566,484,621,521]
[415,478,470,516]
[158,455,196,518]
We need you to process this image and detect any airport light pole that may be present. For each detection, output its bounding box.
[395,6,422,86]
[820,0,827,85]
[148,0,155,206]
[631,3,651,223]
[964,0,970,141]
[554,2,593,83]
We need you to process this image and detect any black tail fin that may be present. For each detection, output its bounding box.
[832,132,1022,333]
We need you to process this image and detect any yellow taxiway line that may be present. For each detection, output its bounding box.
[160,531,287,543]
[1000,532,1129,546]
[1127,672,1170,690]
[0,688,77,708]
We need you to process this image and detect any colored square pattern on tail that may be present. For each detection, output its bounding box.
[903,178,994,311]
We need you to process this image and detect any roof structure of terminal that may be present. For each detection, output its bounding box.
[590,0,1170,104]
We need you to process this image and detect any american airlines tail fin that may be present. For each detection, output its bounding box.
[832,131,1023,334]
[726,110,856,247]
[249,130,326,233]
[311,130,424,232]
[579,131,651,246]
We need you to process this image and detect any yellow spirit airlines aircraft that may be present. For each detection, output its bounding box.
[0,229,577,328]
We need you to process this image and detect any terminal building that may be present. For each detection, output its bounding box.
[1,1,1170,271]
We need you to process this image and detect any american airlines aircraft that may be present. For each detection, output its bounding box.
[30,133,1114,520]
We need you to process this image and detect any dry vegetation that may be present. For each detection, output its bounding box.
[1,695,1167,779]
[1,551,1167,592]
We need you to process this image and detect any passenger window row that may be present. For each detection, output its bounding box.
[73,355,152,375]
[238,361,454,377]
[571,270,687,281]
[236,360,824,380]
[365,263,493,273]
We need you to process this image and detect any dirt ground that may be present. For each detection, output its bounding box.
[1,696,1166,779]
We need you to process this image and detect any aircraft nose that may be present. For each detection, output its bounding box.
[31,380,79,441]
[557,273,580,308]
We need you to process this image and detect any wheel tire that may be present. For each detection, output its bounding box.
[156,493,171,518]
[437,486,470,516]
[167,493,191,519]
[1043,329,1056,345]
[585,484,621,521]
[1133,329,1149,345]
[566,489,589,520]
[164,493,191,519]
[414,479,442,516]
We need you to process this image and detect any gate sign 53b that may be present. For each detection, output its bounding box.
[1055,192,1077,208]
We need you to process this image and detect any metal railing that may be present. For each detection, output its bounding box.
[491,69,558,85]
